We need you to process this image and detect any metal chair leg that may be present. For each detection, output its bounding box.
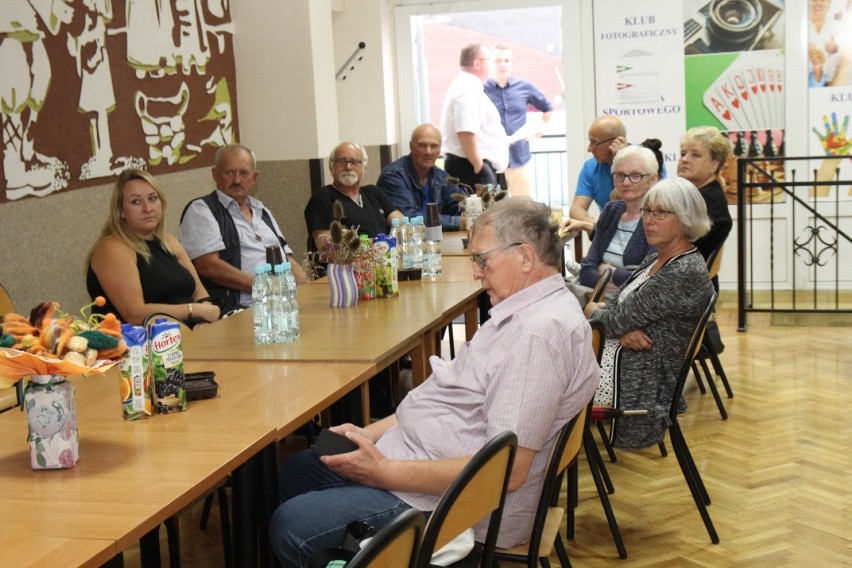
[698,355,728,420]
[709,348,734,398]
[692,362,707,394]
[595,420,617,463]
[670,423,719,543]
[587,430,615,494]
[553,534,572,567]
[583,433,628,559]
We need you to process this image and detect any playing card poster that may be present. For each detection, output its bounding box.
[593,0,686,174]
[683,0,787,204]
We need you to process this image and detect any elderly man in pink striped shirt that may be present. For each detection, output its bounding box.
[270,197,601,567]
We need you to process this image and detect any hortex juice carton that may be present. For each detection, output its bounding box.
[119,324,152,420]
[148,318,187,413]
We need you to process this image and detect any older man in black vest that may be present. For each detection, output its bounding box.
[180,143,307,313]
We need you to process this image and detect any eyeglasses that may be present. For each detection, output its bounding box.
[613,172,652,184]
[588,137,616,147]
[332,158,364,167]
[470,242,522,270]
[640,207,676,220]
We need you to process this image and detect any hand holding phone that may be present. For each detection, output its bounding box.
[313,429,359,456]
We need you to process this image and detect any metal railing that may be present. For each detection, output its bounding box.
[736,155,852,330]
[530,134,569,209]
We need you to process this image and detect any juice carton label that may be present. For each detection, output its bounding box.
[148,320,187,413]
[373,239,398,297]
[120,325,152,420]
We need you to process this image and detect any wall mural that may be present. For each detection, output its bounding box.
[0,0,238,202]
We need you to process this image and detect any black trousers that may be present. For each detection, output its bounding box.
[444,154,498,188]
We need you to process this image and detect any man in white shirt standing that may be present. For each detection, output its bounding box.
[440,43,509,189]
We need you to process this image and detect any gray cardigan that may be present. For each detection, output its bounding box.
[589,248,713,449]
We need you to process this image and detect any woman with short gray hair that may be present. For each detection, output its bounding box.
[584,177,714,449]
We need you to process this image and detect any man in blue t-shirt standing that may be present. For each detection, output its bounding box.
[484,44,553,198]
[564,115,628,235]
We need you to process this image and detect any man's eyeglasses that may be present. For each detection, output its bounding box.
[640,207,676,220]
[470,242,522,270]
[613,172,652,184]
[588,137,616,147]
[332,158,364,167]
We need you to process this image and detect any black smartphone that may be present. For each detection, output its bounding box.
[313,429,359,456]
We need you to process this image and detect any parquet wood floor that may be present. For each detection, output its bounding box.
[121,307,852,567]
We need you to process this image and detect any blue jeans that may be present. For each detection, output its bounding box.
[269,450,414,567]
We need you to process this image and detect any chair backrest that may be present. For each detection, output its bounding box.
[522,405,588,557]
[670,291,718,419]
[589,267,613,304]
[706,246,724,280]
[348,508,424,568]
[589,319,606,364]
[0,283,15,315]
[417,431,518,567]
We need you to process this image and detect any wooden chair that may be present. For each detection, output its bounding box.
[0,284,20,413]
[493,406,588,567]
[415,431,517,568]
[666,290,720,543]
[348,508,424,568]
[588,267,613,305]
[691,246,734,420]
[569,320,627,559]
[588,292,720,544]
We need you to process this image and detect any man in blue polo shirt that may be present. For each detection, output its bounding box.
[485,44,553,198]
[564,115,628,235]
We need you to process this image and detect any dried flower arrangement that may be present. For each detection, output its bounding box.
[303,199,384,281]
[447,177,509,211]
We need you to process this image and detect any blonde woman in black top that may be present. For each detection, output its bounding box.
[87,169,220,325]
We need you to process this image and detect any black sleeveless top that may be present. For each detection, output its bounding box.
[87,238,196,321]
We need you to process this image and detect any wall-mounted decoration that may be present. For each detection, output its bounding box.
[0,0,239,202]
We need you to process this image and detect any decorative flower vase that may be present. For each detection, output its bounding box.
[23,374,79,470]
[327,263,359,307]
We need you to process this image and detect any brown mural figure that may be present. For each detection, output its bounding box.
[67,0,125,180]
[0,0,73,200]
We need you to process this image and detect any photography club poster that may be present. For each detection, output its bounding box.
[808,0,852,200]
[595,0,793,205]
[593,0,686,176]
[0,0,239,203]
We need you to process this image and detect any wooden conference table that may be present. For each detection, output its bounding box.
[1,256,481,567]
[182,255,482,390]
[440,231,469,257]
[0,360,375,567]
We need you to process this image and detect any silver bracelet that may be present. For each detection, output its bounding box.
[187,303,193,319]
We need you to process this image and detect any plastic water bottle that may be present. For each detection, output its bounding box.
[270,264,290,342]
[390,218,403,270]
[282,261,300,340]
[401,217,414,270]
[252,265,272,344]
[411,216,425,269]
[423,203,443,281]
